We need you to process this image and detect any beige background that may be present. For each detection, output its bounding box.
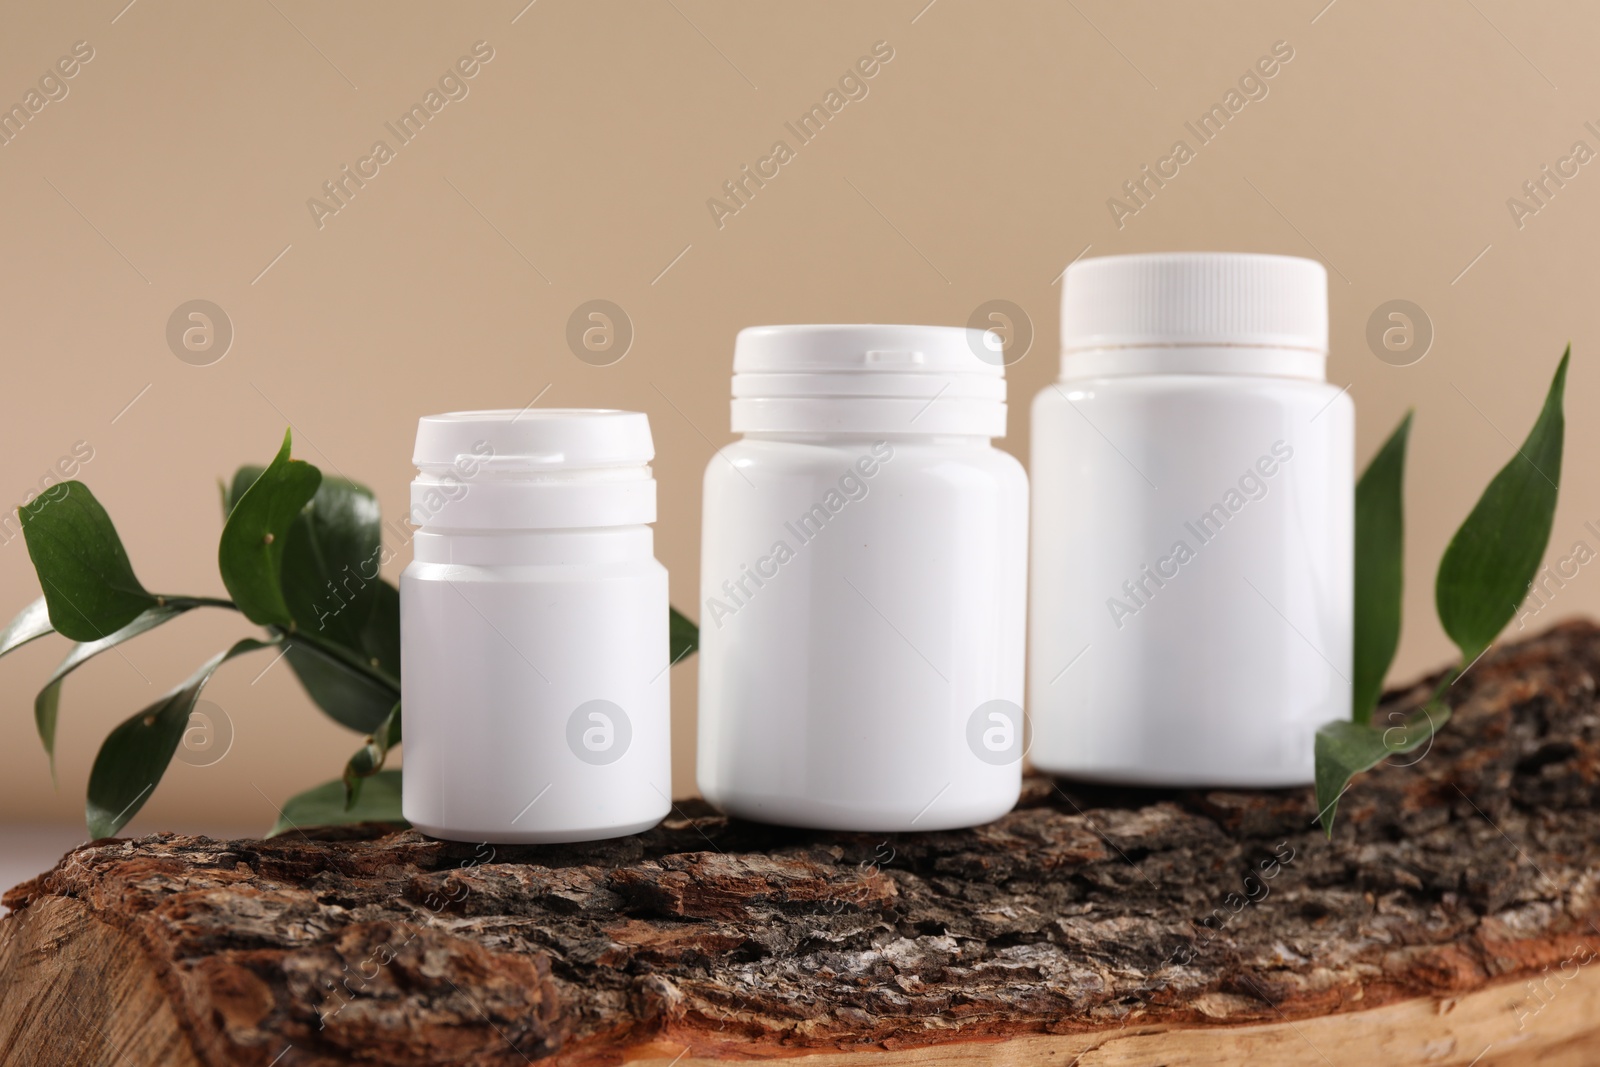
[0,0,1593,837]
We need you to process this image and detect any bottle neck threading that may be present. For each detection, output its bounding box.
[1059,343,1327,383]
[411,524,656,566]
[740,430,994,446]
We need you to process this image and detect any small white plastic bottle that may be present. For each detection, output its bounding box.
[697,324,1029,831]
[401,409,671,843]
[1029,253,1353,787]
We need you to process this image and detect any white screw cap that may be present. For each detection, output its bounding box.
[1061,252,1328,355]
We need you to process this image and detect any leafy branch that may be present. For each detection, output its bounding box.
[1316,348,1568,833]
[0,428,699,838]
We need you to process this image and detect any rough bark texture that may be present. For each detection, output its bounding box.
[7,621,1600,1066]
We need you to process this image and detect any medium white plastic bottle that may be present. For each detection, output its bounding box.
[697,324,1029,831]
[401,409,671,843]
[1029,253,1353,787]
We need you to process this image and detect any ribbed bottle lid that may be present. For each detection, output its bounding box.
[731,324,1007,437]
[1061,252,1328,355]
[411,409,655,530]
[414,409,653,470]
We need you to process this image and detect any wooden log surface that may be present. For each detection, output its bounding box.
[6,620,1600,1066]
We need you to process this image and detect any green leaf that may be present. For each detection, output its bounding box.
[227,460,399,727]
[218,430,321,628]
[0,596,55,658]
[221,465,265,517]
[267,770,405,837]
[85,637,277,839]
[670,606,699,664]
[36,603,197,779]
[343,702,401,807]
[227,465,385,650]
[19,482,158,642]
[1352,412,1412,725]
[280,476,383,650]
[359,579,401,680]
[1314,702,1450,836]
[1436,349,1568,665]
[282,638,397,734]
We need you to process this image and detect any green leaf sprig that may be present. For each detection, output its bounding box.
[1316,348,1569,833]
[0,429,700,838]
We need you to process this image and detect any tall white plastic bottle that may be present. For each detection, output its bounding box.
[697,324,1029,831]
[401,409,671,843]
[1029,253,1353,787]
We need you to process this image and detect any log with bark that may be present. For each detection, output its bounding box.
[5,620,1600,1066]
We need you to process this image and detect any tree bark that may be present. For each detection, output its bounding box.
[6,620,1600,1066]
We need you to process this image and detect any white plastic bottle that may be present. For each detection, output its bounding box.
[401,409,671,843]
[697,324,1029,831]
[1029,253,1352,787]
